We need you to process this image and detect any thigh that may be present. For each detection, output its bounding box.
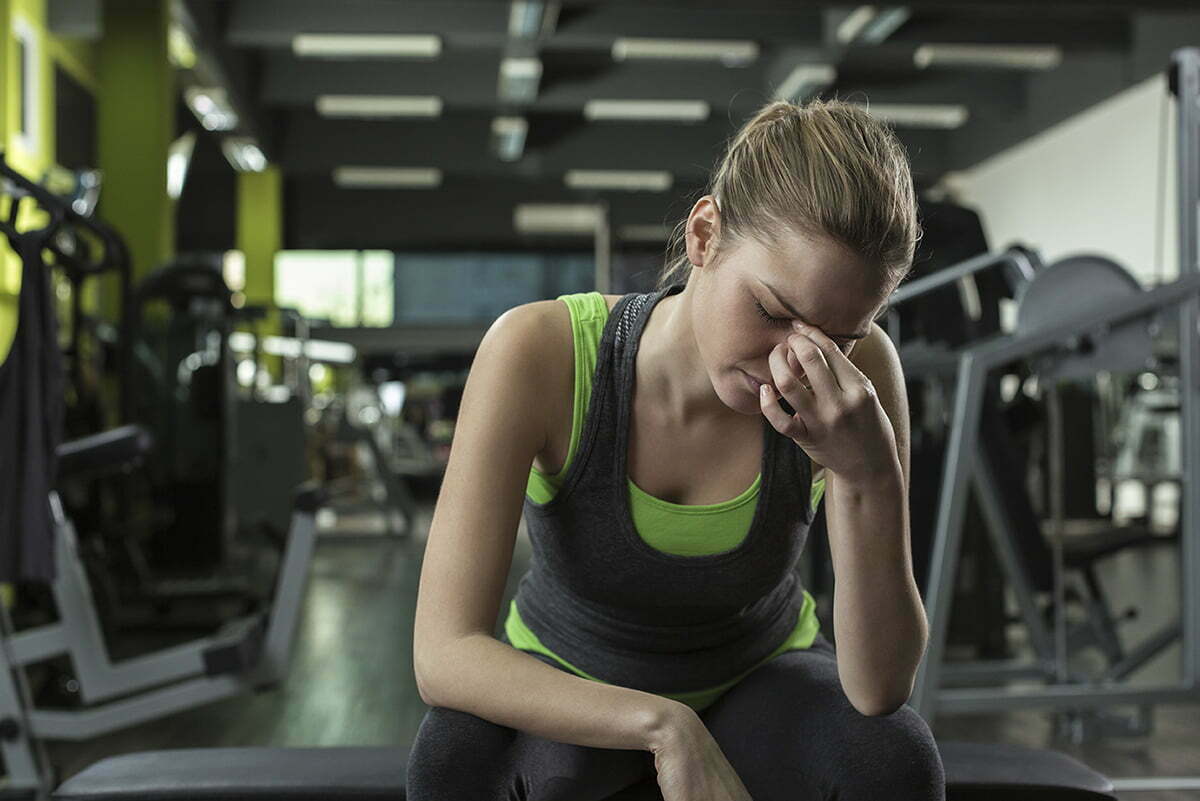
[699,635,944,801]
[406,647,656,801]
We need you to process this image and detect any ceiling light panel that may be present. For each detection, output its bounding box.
[774,64,836,103]
[565,170,673,192]
[854,103,969,129]
[611,38,759,66]
[514,204,603,234]
[316,95,443,118]
[292,34,442,59]
[837,6,910,45]
[222,137,267,172]
[492,116,528,162]
[334,167,443,188]
[913,44,1063,71]
[186,87,238,131]
[583,100,709,122]
[498,57,542,103]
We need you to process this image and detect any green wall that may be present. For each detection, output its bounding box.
[97,0,173,314]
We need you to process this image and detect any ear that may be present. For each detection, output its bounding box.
[684,195,721,268]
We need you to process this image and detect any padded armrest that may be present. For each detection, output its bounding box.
[53,747,407,801]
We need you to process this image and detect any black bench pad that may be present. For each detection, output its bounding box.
[53,741,1115,800]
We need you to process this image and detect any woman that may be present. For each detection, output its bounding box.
[409,98,944,800]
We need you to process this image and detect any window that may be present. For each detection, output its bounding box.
[275,250,395,327]
[393,252,593,324]
[14,17,39,154]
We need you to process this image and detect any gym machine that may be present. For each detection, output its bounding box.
[0,431,322,800]
[46,40,1200,801]
[904,47,1200,792]
[0,159,323,801]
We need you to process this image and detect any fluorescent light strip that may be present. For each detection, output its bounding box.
[509,1,545,38]
[499,57,543,103]
[334,167,443,188]
[292,34,441,59]
[222,137,267,172]
[837,6,879,45]
[316,95,443,118]
[859,8,910,44]
[774,64,836,102]
[584,100,709,122]
[185,86,238,131]
[514,204,603,234]
[167,131,197,199]
[612,38,759,66]
[492,116,528,162]
[914,44,1063,71]
[565,170,672,192]
[854,103,969,129]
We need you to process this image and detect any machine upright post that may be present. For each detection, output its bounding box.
[1170,48,1200,689]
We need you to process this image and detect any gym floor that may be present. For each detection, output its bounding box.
[43,500,1199,800]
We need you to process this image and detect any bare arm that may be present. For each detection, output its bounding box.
[412,301,682,752]
[827,323,927,716]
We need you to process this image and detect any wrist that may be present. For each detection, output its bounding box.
[833,456,903,490]
[643,698,699,753]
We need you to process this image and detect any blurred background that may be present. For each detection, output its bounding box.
[2,1,1200,799]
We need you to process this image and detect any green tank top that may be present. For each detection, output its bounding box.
[505,292,827,712]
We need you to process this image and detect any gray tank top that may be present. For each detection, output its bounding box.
[512,282,818,693]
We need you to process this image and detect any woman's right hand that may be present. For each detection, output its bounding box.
[648,703,754,801]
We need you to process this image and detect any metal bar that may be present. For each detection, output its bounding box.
[1103,620,1181,682]
[975,274,1200,369]
[911,354,986,723]
[29,675,247,740]
[940,660,1054,685]
[1170,45,1200,697]
[6,620,69,664]
[0,610,46,797]
[1109,778,1200,791]
[256,512,317,684]
[936,681,1200,714]
[971,448,1058,664]
[594,203,611,294]
[888,246,1036,308]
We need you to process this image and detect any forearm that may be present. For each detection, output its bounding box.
[826,462,928,715]
[418,633,679,752]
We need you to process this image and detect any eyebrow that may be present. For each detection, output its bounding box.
[758,280,871,340]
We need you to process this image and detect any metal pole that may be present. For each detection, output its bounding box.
[594,204,611,294]
[1170,47,1200,689]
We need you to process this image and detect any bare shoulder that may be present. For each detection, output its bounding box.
[602,293,621,313]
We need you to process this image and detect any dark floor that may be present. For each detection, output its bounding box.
[36,500,1200,800]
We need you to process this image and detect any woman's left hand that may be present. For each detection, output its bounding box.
[758,320,898,485]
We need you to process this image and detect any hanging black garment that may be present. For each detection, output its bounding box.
[0,233,65,582]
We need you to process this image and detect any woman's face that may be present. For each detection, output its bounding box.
[688,224,889,417]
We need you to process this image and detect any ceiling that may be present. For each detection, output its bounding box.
[49,0,1200,252]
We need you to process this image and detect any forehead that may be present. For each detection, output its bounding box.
[741,230,880,298]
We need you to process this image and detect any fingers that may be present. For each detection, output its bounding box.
[789,321,863,390]
[759,378,809,441]
[781,332,839,401]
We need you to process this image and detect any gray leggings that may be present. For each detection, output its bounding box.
[406,633,945,800]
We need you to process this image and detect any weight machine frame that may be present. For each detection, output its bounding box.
[908,47,1200,726]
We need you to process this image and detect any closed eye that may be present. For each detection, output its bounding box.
[754,300,853,351]
[754,300,790,328]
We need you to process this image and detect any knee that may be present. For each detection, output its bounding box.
[405,706,516,798]
[832,706,945,800]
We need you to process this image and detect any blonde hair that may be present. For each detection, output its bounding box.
[655,98,920,293]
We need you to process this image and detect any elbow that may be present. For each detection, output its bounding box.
[853,696,908,717]
[849,680,915,718]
